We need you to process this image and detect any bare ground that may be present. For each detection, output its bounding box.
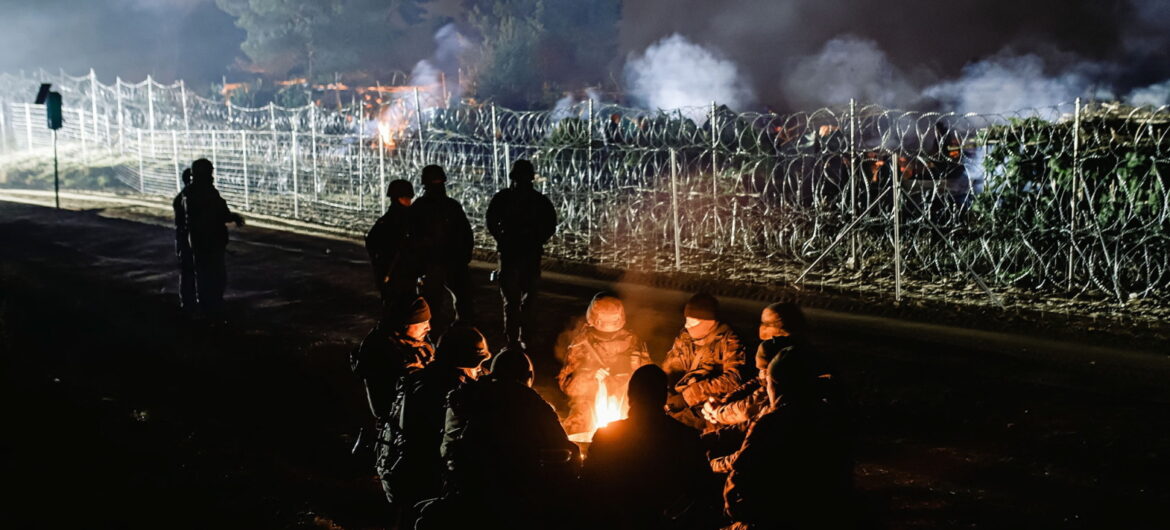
[2,195,1168,529]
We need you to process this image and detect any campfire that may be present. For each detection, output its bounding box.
[568,377,629,445]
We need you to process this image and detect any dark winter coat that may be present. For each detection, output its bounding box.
[723,398,855,530]
[182,182,239,251]
[409,187,474,266]
[172,187,191,255]
[485,184,557,255]
[441,377,578,528]
[582,411,722,530]
[350,326,434,422]
[365,202,412,279]
[386,362,471,502]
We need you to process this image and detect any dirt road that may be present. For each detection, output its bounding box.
[2,195,1167,529]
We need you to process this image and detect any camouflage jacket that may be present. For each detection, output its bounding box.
[557,326,651,400]
[663,322,747,407]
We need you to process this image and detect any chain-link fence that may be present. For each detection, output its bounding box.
[2,69,1168,314]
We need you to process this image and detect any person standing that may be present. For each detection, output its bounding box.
[409,165,476,332]
[183,158,244,319]
[485,159,558,349]
[173,167,196,312]
[365,179,417,311]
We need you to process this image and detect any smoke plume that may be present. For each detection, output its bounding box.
[623,34,755,121]
[410,23,473,106]
[781,36,919,110]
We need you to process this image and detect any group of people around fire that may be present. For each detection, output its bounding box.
[172,156,857,529]
[349,160,857,529]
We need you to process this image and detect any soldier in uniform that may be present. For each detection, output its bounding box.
[409,165,476,332]
[485,159,558,349]
[182,158,244,318]
[349,297,435,506]
[173,167,196,312]
[663,293,747,432]
[557,292,651,436]
[365,179,417,310]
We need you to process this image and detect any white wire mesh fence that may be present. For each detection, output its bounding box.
[2,69,1168,311]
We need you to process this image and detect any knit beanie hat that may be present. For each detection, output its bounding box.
[405,297,431,325]
[684,293,718,320]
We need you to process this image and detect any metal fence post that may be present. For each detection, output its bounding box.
[379,127,386,213]
[79,107,88,161]
[1068,97,1081,290]
[848,98,858,269]
[241,130,249,210]
[89,69,99,141]
[310,104,319,196]
[172,130,180,192]
[0,98,7,152]
[136,129,144,192]
[115,77,124,154]
[210,130,218,168]
[413,86,425,165]
[357,99,364,210]
[147,75,156,156]
[180,79,189,134]
[491,104,500,187]
[670,148,682,270]
[586,97,594,243]
[892,152,902,302]
[25,103,33,149]
[292,124,300,219]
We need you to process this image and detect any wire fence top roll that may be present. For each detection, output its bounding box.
[2,69,1169,317]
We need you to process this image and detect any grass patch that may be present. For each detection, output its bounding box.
[0,143,133,190]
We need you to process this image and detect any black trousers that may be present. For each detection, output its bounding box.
[177,247,196,310]
[193,248,227,315]
[499,250,542,347]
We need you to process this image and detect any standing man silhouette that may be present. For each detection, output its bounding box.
[183,158,244,320]
[409,165,475,333]
[485,160,557,349]
[173,167,196,312]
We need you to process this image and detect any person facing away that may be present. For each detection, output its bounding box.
[409,165,476,332]
[723,346,855,530]
[387,325,490,525]
[173,167,196,312]
[557,292,651,435]
[663,293,747,431]
[433,348,579,529]
[182,158,244,317]
[582,364,723,530]
[485,159,558,349]
[348,297,435,505]
[365,179,418,308]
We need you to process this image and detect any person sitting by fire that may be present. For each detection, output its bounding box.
[703,302,809,428]
[420,349,579,529]
[664,293,747,431]
[723,345,855,530]
[385,325,490,527]
[557,292,652,436]
[581,364,723,530]
[349,296,434,506]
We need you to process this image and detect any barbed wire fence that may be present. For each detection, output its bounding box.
[1,69,1168,315]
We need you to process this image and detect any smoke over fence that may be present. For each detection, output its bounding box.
[1,70,1168,315]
